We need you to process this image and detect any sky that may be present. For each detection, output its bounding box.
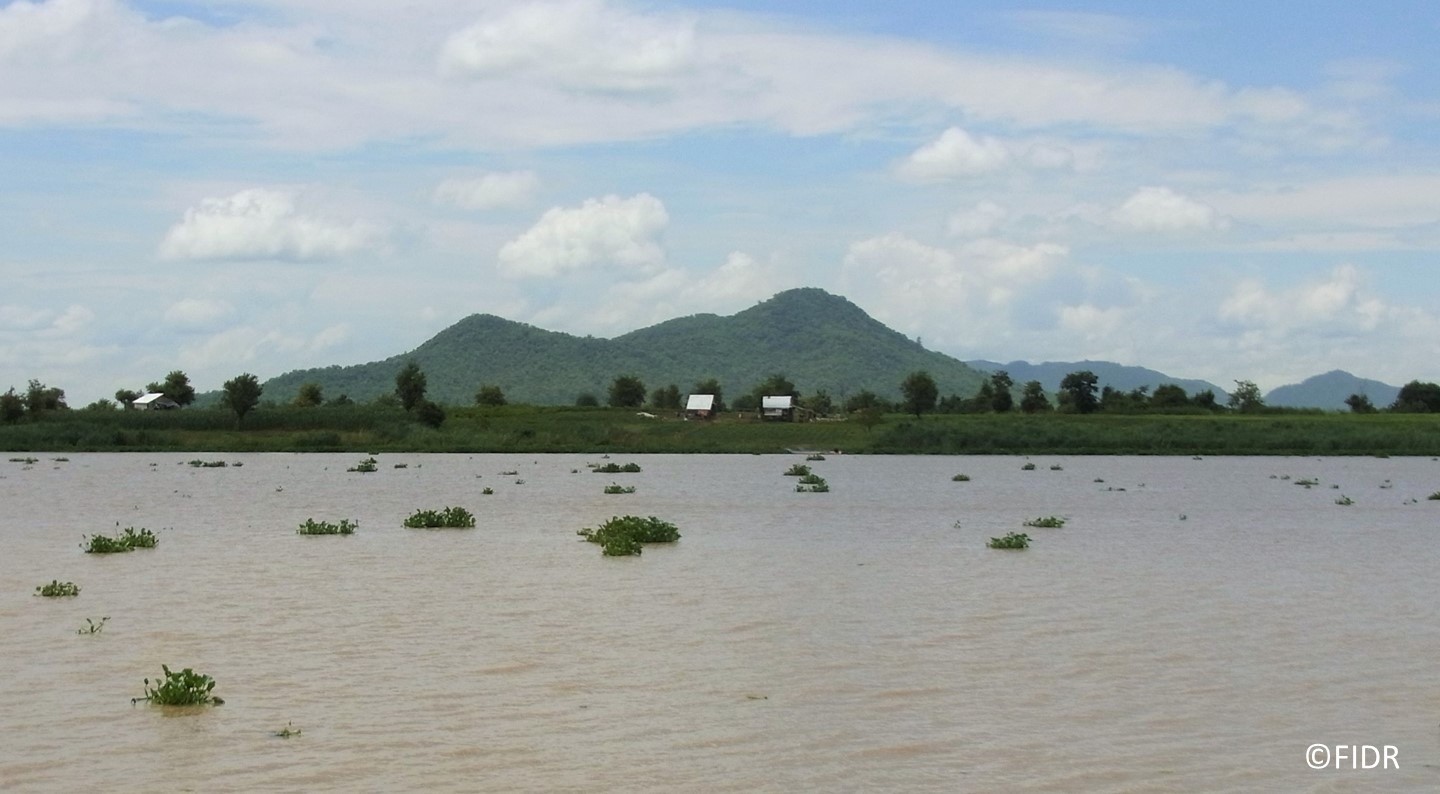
[4,0,1440,405]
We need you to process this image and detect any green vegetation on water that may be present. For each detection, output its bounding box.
[952,473,971,482]
[403,506,476,528]
[82,525,157,553]
[1023,516,1066,528]
[795,473,830,492]
[187,459,228,468]
[132,665,223,706]
[783,463,811,476]
[603,483,637,494]
[77,617,109,634]
[35,580,80,597]
[578,515,681,556]
[297,518,358,535]
[347,456,378,472]
[988,532,1031,549]
[592,461,642,473]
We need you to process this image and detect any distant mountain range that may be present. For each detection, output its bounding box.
[261,288,988,405]
[255,287,1405,411]
[965,359,1229,399]
[1263,370,1400,411]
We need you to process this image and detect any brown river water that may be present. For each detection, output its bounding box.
[2,452,1438,792]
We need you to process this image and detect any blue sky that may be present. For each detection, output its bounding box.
[3,0,1440,404]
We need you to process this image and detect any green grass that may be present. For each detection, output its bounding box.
[297,518,358,535]
[988,532,1031,549]
[35,580,80,597]
[578,515,681,556]
[132,665,223,706]
[7,404,1440,455]
[403,506,476,528]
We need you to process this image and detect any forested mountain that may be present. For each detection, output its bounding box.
[965,359,1228,399]
[260,288,988,405]
[1264,370,1399,411]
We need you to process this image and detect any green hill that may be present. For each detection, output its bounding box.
[1264,370,1399,411]
[260,288,987,406]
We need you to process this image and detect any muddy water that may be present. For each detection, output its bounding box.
[1,453,1437,792]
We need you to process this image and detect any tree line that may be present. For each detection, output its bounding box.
[6,365,1440,428]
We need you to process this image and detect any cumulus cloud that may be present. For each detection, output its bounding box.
[438,0,698,92]
[434,171,540,210]
[159,189,379,261]
[1111,186,1227,232]
[1219,264,1384,332]
[896,127,1011,182]
[497,193,668,278]
[947,201,1009,237]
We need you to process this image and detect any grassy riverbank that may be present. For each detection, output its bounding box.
[4,404,1440,455]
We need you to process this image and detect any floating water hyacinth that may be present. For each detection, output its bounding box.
[988,532,1030,550]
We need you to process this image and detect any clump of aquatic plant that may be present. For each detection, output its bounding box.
[132,665,223,706]
[1334,495,1354,506]
[603,483,637,494]
[988,532,1031,550]
[347,457,378,473]
[1049,464,1063,471]
[119,526,157,548]
[35,580,80,597]
[783,463,812,477]
[403,506,476,528]
[52,457,70,462]
[78,617,109,635]
[82,524,157,553]
[188,459,228,468]
[10,456,39,464]
[592,462,643,474]
[393,463,408,469]
[806,454,826,461]
[578,515,681,556]
[1024,516,1066,528]
[1021,462,1036,471]
[1294,478,1319,487]
[952,474,971,482]
[1428,491,1440,501]
[499,469,519,476]
[481,487,494,495]
[297,518,357,535]
[795,473,830,493]
[273,721,302,738]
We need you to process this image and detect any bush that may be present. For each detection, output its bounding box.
[578,515,681,556]
[988,532,1031,549]
[1023,516,1066,528]
[403,506,476,528]
[35,580,80,597]
[132,665,223,706]
[783,463,812,477]
[297,518,358,535]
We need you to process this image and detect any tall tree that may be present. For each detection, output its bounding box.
[1228,379,1265,413]
[394,361,428,411]
[900,370,938,418]
[294,382,324,408]
[1391,380,1440,412]
[149,371,195,406]
[1344,393,1376,414]
[1019,380,1051,413]
[0,388,23,423]
[24,379,66,415]
[751,373,799,406]
[1058,370,1099,414]
[608,375,647,408]
[416,400,446,428]
[221,373,263,423]
[1150,383,1190,409]
[652,384,682,410]
[989,371,1014,413]
[115,388,141,408]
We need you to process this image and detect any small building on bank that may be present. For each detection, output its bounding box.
[685,394,716,420]
[132,392,180,410]
[761,395,796,422]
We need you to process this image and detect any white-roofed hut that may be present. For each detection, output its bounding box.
[685,394,716,420]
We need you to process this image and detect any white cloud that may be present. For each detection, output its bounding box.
[434,171,540,210]
[947,201,1009,237]
[497,193,668,278]
[438,0,698,92]
[163,298,233,330]
[1111,186,1227,232]
[897,127,1011,181]
[159,189,379,261]
[0,304,54,331]
[1219,264,1384,332]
